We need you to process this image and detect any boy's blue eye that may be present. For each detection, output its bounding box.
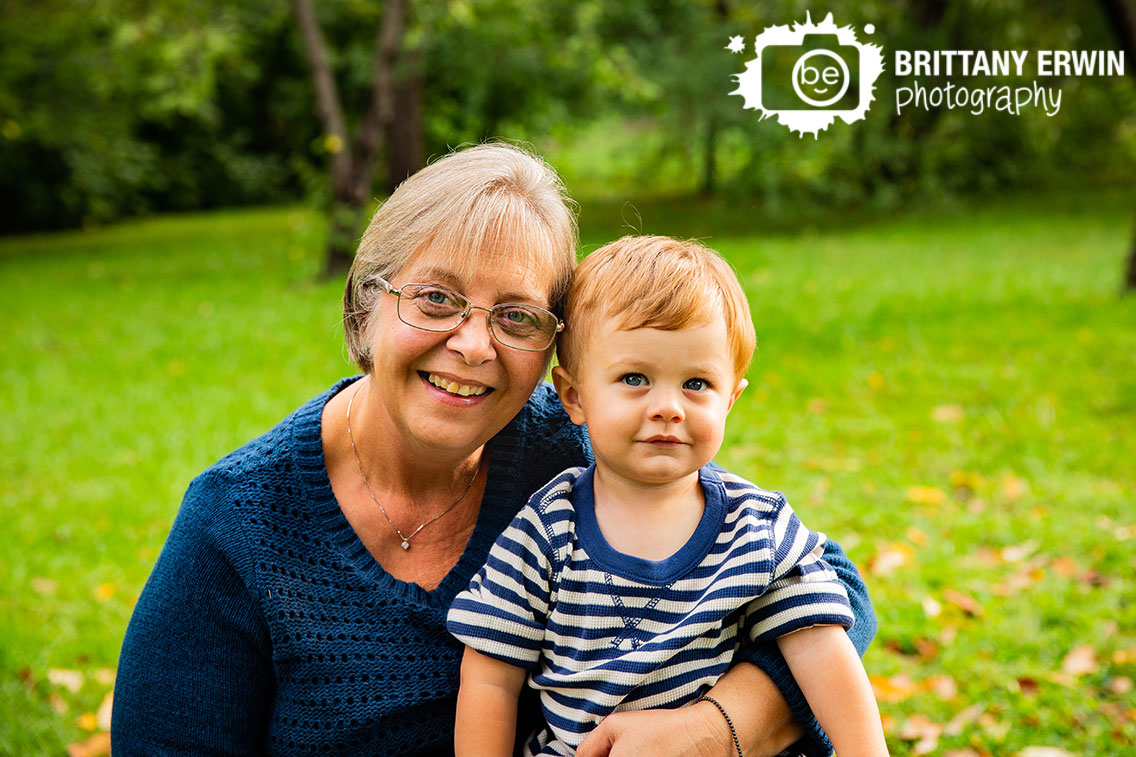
[683,378,709,391]
[621,374,647,387]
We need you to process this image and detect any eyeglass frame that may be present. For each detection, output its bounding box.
[369,275,565,352]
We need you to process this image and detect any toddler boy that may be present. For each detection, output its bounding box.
[447,236,886,756]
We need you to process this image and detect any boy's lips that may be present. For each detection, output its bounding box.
[643,435,684,447]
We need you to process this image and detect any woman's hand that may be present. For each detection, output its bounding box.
[575,662,805,757]
[575,704,730,757]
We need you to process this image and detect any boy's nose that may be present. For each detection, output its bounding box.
[649,390,684,423]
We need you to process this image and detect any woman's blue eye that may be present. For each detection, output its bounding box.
[683,378,709,391]
[621,374,647,387]
[426,291,449,304]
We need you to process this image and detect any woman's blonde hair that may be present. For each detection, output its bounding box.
[343,142,578,372]
[557,236,756,382]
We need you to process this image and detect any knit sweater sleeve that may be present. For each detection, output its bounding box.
[736,538,876,757]
[111,469,272,756]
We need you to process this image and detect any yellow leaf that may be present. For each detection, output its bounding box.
[866,542,915,576]
[31,577,58,595]
[932,404,965,422]
[66,733,111,757]
[1002,473,1028,501]
[943,588,984,616]
[867,371,884,390]
[950,469,983,490]
[97,691,114,731]
[870,673,919,702]
[48,669,84,693]
[77,712,98,731]
[906,526,928,545]
[94,583,116,601]
[806,397,829,413]
[1061,644,1098,676]
[324,133,344,154]
[906,486,947,505]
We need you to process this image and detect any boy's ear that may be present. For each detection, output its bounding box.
[551,366,587,426]
[727,378,748,412]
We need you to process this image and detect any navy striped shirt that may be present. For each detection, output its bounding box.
[447,464,854,756]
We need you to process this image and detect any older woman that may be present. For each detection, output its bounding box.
[112,143,875,756]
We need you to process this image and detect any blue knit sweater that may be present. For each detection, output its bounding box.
[112,377,875,756]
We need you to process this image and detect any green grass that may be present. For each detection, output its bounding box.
[2,191,1135,754]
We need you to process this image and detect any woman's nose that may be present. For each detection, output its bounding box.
[446,308,497,365]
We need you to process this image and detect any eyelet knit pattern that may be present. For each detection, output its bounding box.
[112,377,591,755]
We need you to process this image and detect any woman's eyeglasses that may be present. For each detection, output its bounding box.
[371,276,564,352]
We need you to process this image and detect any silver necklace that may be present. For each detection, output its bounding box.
[345,384,479,550]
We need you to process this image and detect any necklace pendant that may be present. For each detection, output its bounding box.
[400,539,410,550]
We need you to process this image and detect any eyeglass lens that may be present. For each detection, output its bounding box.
[397,284,558,350]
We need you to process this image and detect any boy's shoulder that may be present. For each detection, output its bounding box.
[704,464,792,517]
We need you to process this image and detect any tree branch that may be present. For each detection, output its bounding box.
[352,0,408,202]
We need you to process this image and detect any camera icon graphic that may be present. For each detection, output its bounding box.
[731,13,884,137]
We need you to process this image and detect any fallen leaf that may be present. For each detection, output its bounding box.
[898,714,942,755]
[1001,541,1038,562]
[1051,557,1078,578]
[93,668,115,687]
[1062,645,1099,676]
[96,691,113,731]
[870,673,920,702]
[868,371,884,390]
[66,733,111,757]
[927,674,958,699]
[943,589,985,617]
[1016,677,1040,696]
[77,712,98,731]
[943,751,983,757]
[1018,748,1075,757]
[906,486,947,505]
[906,526,928,545]
[18,667,36,689]
[950,469,984,490]
[94,583,116,601]
[867,543,914,576]
[1113,649,1136,665]
[48,692,68,714]
[932,404,965,423]
[48,669,84,693]
[945,704,985,736]
[1002,473,1028,501]
[807,397,829,413]
[31,577,58,595]
[922,596,943,619]
[1108,677,1133,695]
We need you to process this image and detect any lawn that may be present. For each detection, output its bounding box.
[1,190,1134,755]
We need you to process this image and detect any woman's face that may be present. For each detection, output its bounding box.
[365,248,554,458]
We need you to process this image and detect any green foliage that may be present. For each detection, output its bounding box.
[2,190,1135,753]
[0,0,1133,233]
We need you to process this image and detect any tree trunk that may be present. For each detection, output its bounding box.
[1098,0,1136,291]
[291,0,409,276]
[384,48,425,194]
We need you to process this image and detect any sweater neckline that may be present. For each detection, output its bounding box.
[572,464,728,585]
[289,376,520,609]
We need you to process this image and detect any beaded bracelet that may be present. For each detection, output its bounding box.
[695,695,744,757]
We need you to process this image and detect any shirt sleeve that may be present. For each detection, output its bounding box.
[745,493,854,644]
[737,537,877,757]
[446,493,559,670]
[111,472,273,756]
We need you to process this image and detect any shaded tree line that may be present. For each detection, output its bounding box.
[1,0,1133,279]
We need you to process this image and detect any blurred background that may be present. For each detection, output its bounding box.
[1,0,1134,754]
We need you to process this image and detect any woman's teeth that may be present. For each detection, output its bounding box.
[427,373,488,397]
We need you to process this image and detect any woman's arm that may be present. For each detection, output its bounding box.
[738,538,877,756]
[778,626,888,756]
[111,482,273,755]
[455,647,528,757]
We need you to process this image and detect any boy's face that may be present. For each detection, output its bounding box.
[553,318,746,488]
